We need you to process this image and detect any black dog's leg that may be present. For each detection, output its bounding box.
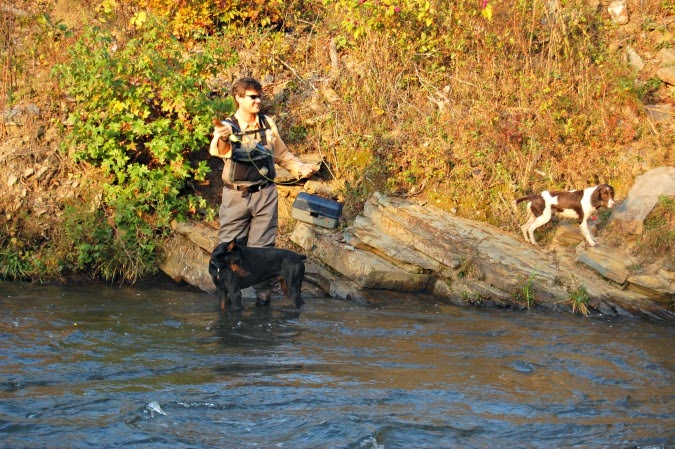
[217,288,231,311]
[287,263,305,309]
[225,285,243,311]
[289,282,304,308]
[218,270,243,312]
[229,290,243,311]
[254,279,274,307]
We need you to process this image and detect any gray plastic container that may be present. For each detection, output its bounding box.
[291,192,343,229]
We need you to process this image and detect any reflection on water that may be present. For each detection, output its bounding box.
[0,282,673,448]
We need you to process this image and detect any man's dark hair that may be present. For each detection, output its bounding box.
[232,78,262,108]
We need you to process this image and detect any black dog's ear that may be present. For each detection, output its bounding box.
[211,242,227,259]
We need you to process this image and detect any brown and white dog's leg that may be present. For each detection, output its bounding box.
[579,219,597,247]
[520,210,536,244]
[525,208,552,245]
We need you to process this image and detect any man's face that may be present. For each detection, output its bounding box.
[238,89,262,115]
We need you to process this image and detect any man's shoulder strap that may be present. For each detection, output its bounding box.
[227,114,242,133]
[258,113,270,130]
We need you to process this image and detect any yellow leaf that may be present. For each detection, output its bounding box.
[130,11,148,28]
[481,4,493,21]
[110,99,126,113]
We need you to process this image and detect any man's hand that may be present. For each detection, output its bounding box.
[213,120,233,141]
[297,163,317,178]
[209,120,234,157]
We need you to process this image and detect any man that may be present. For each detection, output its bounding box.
[209,77,316,304]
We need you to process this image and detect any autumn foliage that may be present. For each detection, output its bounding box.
[0,0,671,282]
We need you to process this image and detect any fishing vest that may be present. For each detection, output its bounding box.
[222,114,276,185]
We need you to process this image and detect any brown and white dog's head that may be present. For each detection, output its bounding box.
[591,184,615,209]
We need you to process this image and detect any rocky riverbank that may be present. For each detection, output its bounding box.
[2,0,674,321]
[160,166,674,321]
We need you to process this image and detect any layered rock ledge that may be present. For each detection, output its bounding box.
[159,167,674,321]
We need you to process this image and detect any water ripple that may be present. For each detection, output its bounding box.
[0,284,672,448]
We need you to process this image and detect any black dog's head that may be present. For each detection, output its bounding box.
[209,240,249,282]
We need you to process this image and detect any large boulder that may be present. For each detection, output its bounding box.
[609,167,675,234]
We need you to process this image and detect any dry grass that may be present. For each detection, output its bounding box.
[306,0,674,229]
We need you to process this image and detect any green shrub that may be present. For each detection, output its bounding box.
[52,15,234,282]
[54,203,159,284]
[0,249,32,281]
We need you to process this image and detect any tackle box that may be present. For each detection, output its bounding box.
[291,192,343,229]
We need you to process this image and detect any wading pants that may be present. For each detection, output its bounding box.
[218,183,278,302]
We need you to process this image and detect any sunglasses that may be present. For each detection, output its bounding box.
[244,94,262,100]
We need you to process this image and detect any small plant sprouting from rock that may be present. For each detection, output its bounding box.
[457,255,483,280]
[461,291,483,306]
[568,284,591,316]
[515,273,536,309]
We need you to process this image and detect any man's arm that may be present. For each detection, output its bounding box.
[267,116,316,178]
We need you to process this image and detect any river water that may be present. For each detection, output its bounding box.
[0,282,673,448]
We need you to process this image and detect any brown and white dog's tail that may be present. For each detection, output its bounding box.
[514,194,541,204]
[512,194,541,212]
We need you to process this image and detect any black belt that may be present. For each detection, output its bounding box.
[225,181,270,193]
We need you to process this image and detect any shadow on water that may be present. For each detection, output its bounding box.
[0,282,673,449]
[215,306,303,347]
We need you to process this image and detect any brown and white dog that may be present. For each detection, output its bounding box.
[513,184,616,247]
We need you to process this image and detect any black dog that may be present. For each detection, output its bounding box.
[209,240,306,311]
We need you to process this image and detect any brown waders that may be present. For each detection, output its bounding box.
[218,182,278,304]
